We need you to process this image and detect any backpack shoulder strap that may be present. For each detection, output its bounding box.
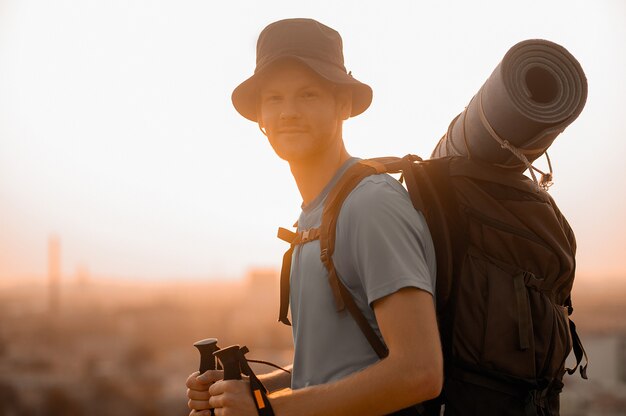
[277,155,425,359]
[318,156,415,359]
[318,155,460,360]
[319,158,400,312]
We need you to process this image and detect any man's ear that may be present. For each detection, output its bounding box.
[256,101,268,135]
[257,119,268,137]
[255,96,265,127]
[337,89,353,121]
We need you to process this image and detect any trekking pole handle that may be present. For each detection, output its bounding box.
[213,345,243,380]
[193,338,220,374]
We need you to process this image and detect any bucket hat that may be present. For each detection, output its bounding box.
[232,18,373,122]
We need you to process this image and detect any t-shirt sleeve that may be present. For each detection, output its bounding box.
[333,175,436,306]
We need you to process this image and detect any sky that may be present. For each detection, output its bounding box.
[1,0,625,282]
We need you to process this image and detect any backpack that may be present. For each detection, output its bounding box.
[277,154,588,416]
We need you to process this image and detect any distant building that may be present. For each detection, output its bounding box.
[75,264,90,287]
[48,235,61,315]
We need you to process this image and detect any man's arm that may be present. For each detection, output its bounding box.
[258,364,293,392]
[207,287,442,416]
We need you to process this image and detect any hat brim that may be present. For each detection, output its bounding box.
[231,56,373,122]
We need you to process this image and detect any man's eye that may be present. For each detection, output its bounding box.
[301,91,317,99]
[265,95,281,103]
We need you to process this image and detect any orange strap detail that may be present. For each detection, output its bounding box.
[253,390,266,409]
[277,227,297,244]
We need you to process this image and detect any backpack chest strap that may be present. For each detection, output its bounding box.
[277,227,321,245]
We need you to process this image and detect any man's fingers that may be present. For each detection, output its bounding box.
[208,379,250,397]
[197,369,224,383]
[187,398,213,411]
[186,372,200,384]
[187,369,223,390]
[190,410,212,416]
[186,372,206,389]
[208,394,223,410]
[187,388,211,401]
[208,380,223,396]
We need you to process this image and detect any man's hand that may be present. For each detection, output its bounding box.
[204,379,258,416]
[186,369,223,415]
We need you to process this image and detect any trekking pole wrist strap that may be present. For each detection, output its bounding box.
[249,374,275,416]
[236,346,277,416]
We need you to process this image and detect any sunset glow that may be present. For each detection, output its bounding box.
[1,0,625,283]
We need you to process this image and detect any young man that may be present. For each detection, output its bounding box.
[187,18,443,416]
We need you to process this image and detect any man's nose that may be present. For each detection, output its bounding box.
[279,99,300,120]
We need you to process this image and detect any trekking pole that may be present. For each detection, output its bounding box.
[193,338,221,374]
[193,338,221,416]
[213,345,243,380]
[213,345,276,416]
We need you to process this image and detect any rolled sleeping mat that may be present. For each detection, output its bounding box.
[432,39,587,170]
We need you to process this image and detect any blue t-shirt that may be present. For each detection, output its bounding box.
[290,158,436,389]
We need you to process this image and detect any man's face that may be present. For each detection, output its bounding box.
[257,62,348,164]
